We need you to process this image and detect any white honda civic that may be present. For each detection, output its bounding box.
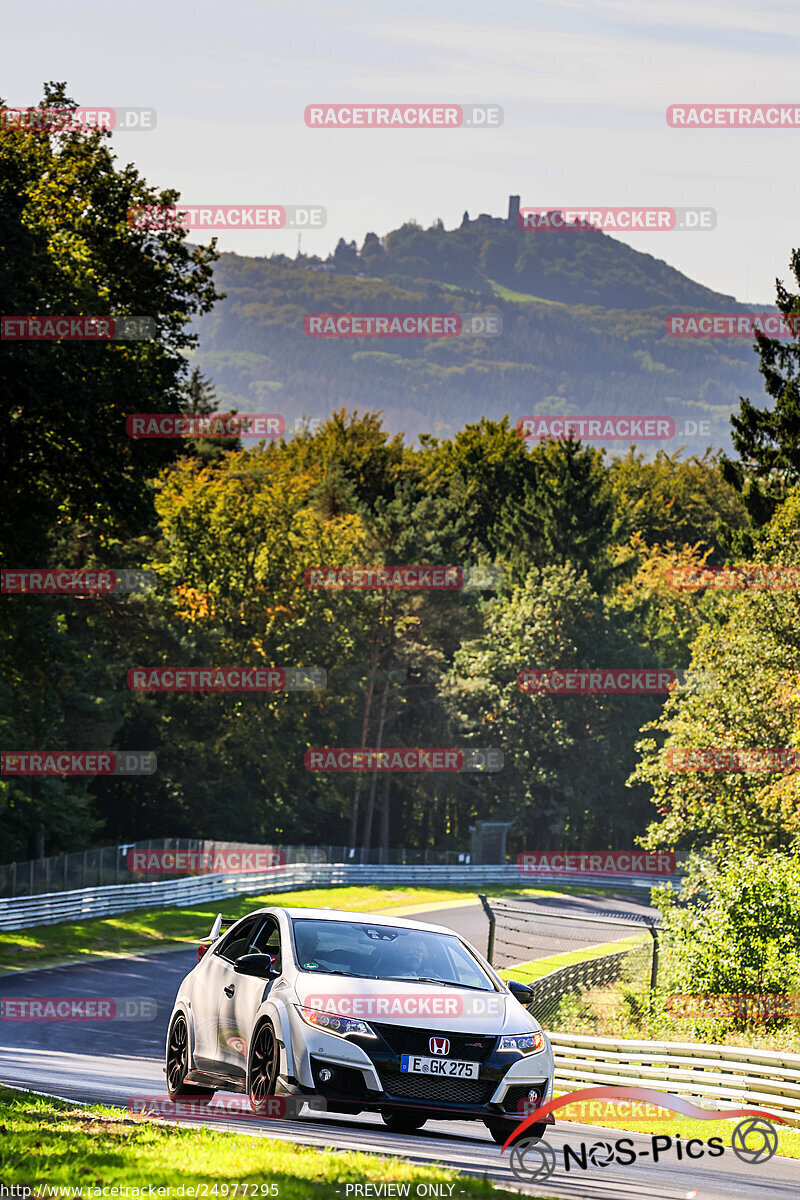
[165,906,555,1143]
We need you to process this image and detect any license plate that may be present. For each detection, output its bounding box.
[400,1055,479,1078]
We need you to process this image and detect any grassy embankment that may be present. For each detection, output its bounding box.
[0,1086,540,1195]
[0,882,627,972]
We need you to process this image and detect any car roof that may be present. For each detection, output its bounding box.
[247,906,461,935]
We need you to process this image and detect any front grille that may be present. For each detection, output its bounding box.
[371,1024,496,1063]
[501,1083,545,1115]
[379,1070,496,1106]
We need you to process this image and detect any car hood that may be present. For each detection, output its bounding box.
[293,973,541,1034]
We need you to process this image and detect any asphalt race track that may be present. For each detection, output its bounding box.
[1,898,798,1199]
[411,893,663,960]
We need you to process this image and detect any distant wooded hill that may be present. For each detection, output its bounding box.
[191,210,774,452]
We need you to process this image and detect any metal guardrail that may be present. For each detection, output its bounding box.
[0,863,677,931]
[547,1031,800,1124]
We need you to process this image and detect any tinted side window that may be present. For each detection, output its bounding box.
[215,917,261,962]
[252,917,282,967]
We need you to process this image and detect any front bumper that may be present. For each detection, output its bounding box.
[288,1019,554,1122]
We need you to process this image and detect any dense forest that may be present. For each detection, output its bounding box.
[3,87,800,873]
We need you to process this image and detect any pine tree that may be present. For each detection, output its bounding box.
[721,249,800,530]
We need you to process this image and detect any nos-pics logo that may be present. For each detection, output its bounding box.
[505,1086,782,1184]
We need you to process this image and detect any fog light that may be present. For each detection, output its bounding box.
[319,1068,334,1083]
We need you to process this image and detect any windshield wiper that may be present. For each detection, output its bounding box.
[312,968,382,979]
[381,975,490,990]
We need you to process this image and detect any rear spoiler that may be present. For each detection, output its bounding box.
[206,913,239,943]
[196,914,239,963]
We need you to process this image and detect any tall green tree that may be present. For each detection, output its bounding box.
[496,438,617,588]
[0,82,220,562]
[0,82,220,858]
[721,249,800,533]
[445,565,658,849]
[631,488,800,851]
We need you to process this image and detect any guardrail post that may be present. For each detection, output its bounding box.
[478,893,496,964]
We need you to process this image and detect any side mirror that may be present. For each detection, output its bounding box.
[507,979,534,1003]
[234,953,280,979]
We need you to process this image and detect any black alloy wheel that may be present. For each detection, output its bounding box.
[166,1014,215,1102]
[248,1020,280,1114]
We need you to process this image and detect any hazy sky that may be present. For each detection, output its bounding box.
[4,0,799,302]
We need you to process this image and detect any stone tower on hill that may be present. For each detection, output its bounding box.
[459,198,521,228]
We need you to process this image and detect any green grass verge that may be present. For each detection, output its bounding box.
[0,1086,540,1196]
[1,882,619,973]
[497,934,648,983]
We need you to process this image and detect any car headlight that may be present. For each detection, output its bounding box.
[295,1004,376,1039]
[498,1032,546,1054]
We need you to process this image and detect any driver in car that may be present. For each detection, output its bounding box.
[385,935,435,979]
[296,926,352,973]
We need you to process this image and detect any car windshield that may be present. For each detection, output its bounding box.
[291,918,496,990]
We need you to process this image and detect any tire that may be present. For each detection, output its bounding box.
[166,1014,215,1103]
[381,1110,428,1132]
[484,1118,545,1146]
[248,1019,280,1114]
